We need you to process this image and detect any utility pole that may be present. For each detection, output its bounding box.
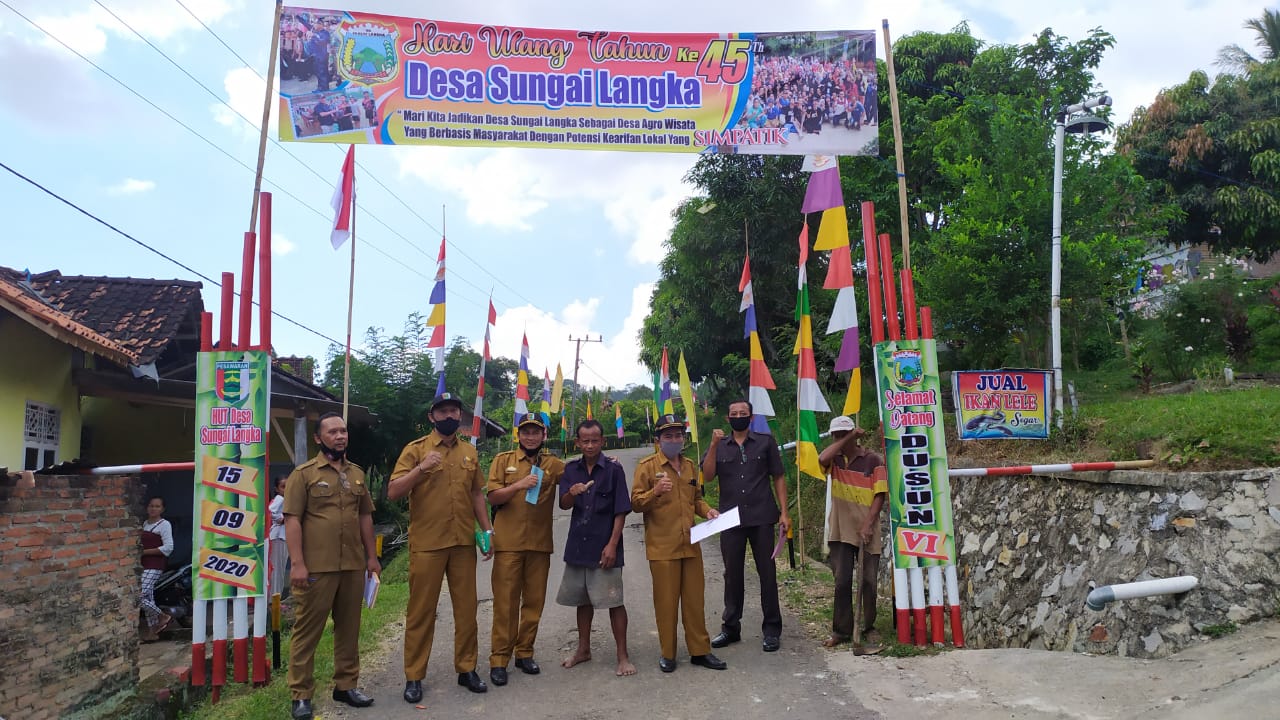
[567,334,602,431]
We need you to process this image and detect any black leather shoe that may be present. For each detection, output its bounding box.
[710,631,741,648]
[658,657,677,673]
[514,657,541,675]
[690,653,727,670]
[489,666,508,686]
[332,688,374,707]
[458,670,488,693]
[291,699,314,720]
[402,680,422,704]
[763,636,781,652]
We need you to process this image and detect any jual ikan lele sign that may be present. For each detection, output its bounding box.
[192,352,270,599]
[951,370,1050,440]
[277,7,877,155]
[873,340,955,567]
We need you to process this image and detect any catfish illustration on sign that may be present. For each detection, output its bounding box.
[965,411,1013,436]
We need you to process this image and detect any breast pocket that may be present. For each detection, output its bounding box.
[594,488,615,513]
[309,481,336,510]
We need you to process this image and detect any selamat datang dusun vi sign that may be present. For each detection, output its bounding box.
[277,7,878,156]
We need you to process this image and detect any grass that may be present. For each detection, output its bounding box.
[1202,622,1239,638]
[777,561,944,659]
[181,550,409,720]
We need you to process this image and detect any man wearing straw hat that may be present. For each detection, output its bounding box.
[389,392,495,702]
[485,413,564,687]
[633,414,728,673]
[818,415,887,648]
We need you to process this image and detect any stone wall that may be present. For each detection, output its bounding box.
[952,468,1280,658]
[0,474,141,719]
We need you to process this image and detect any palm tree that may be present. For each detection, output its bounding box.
[1216,9,1280,74]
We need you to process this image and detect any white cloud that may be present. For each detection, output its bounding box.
[212,66,277,134]
[272,232,297,256]
[106,177,155,195]
[487,282,655,388]
[31,0,240,57]
[0,34,122,131]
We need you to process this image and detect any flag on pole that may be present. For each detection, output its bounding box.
[550,363,564,413]
[540,368,552,426]
[586,397,594,420]
[427,237,447,395]
[470,296,495,445]
[615,402,624,439]
[794,221,830,479]
[330,145,355,249]
[676,351,699,445]
[652,367,662,421]
[804,155,862,415]
[513,333,530,432]
[740,254,776,434]
[659,347,674,416]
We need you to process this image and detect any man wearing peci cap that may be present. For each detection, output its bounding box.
[817,415,886,647]
[389,392,495,702]
[484,413,565,687]
[632,415,727,673]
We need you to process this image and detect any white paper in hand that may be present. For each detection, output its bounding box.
[691,506,741,544]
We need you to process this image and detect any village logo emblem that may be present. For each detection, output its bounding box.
[338,21,400,85]
[891,350,924,388]
[214,361,252,405]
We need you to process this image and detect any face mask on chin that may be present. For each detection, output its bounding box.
[728,416,751,432]
[434,417,461,437]
[522,443,544,458]
[318,439,346,462]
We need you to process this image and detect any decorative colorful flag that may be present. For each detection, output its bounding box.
[470,296,496,445]
[652,367,663,421]
[330,145,355,249]
[804,155,861,414]
[794,221,830,479]
[615,402,624,439]
[540,368,552,426]
[659,348,674,416]
[586,397,594,420]
[513,333,530,432]
[550,363,564,413]
[676,350,699,445]
[427,237,447,394]
[740,254,776,434]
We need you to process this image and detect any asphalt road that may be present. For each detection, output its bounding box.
[322,446,877,720]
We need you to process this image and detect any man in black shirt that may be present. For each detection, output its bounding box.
[700,399,789,652]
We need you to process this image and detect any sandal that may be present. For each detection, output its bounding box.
[153,614,173,635]
[822,634,850,648]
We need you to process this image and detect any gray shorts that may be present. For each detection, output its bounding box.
[556,565,625,609]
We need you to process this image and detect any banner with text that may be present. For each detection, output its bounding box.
[192,351,270,599]
[277,7,877,155]
[952,370,1050,440]
[873,340,955,569]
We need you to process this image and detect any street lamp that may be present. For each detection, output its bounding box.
[1051,94,1111,428]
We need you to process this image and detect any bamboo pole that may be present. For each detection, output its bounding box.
[881,20,912,270]
[249,2,284,233]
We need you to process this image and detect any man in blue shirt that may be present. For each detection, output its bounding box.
[555,419,635,677]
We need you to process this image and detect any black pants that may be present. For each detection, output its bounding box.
[719,523,781,638]
[828,541,878,638]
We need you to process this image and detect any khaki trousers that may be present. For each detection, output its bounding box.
[404,546,478,679]
[649,554,711,660]
[489,550,551,667]
[288,569,364,699]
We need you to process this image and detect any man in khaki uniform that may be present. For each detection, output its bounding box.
[284,412,380,720]
[485,413,565,686]
[388,392,494,702]
[631,415,728,673]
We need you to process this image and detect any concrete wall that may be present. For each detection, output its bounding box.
[0,315,83,469]
[953,468,1280,658]
[0,473,141,719]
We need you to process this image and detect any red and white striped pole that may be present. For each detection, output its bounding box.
[949,460,1156,476]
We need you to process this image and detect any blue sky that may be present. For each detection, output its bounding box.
[0,0,1263,388]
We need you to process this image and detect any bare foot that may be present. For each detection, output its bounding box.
[615,656,636,676]
[561,650,591,669]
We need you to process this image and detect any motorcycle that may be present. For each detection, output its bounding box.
[153,562,193,628]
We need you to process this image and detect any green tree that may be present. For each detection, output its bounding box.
[1217,9,1280,75]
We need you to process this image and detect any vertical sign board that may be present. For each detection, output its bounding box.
[873,340,955,568]
[193,351,270,599]
[951,370,1051,440]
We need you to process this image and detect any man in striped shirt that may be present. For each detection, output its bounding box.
[818,415,887,647]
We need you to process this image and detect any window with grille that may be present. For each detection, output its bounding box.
[23,401,60,470]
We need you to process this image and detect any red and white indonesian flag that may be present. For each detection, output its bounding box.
[330,145,355,249]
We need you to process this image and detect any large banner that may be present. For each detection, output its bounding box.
[277,7,878,156]
[192,351,271,599]
[873,340,955,569]
[952,370,1051,440]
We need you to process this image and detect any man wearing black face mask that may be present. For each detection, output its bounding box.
[701,399,789,653]
[389,393,495,701]
[283,412,380,719]
[484,413,564,686]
